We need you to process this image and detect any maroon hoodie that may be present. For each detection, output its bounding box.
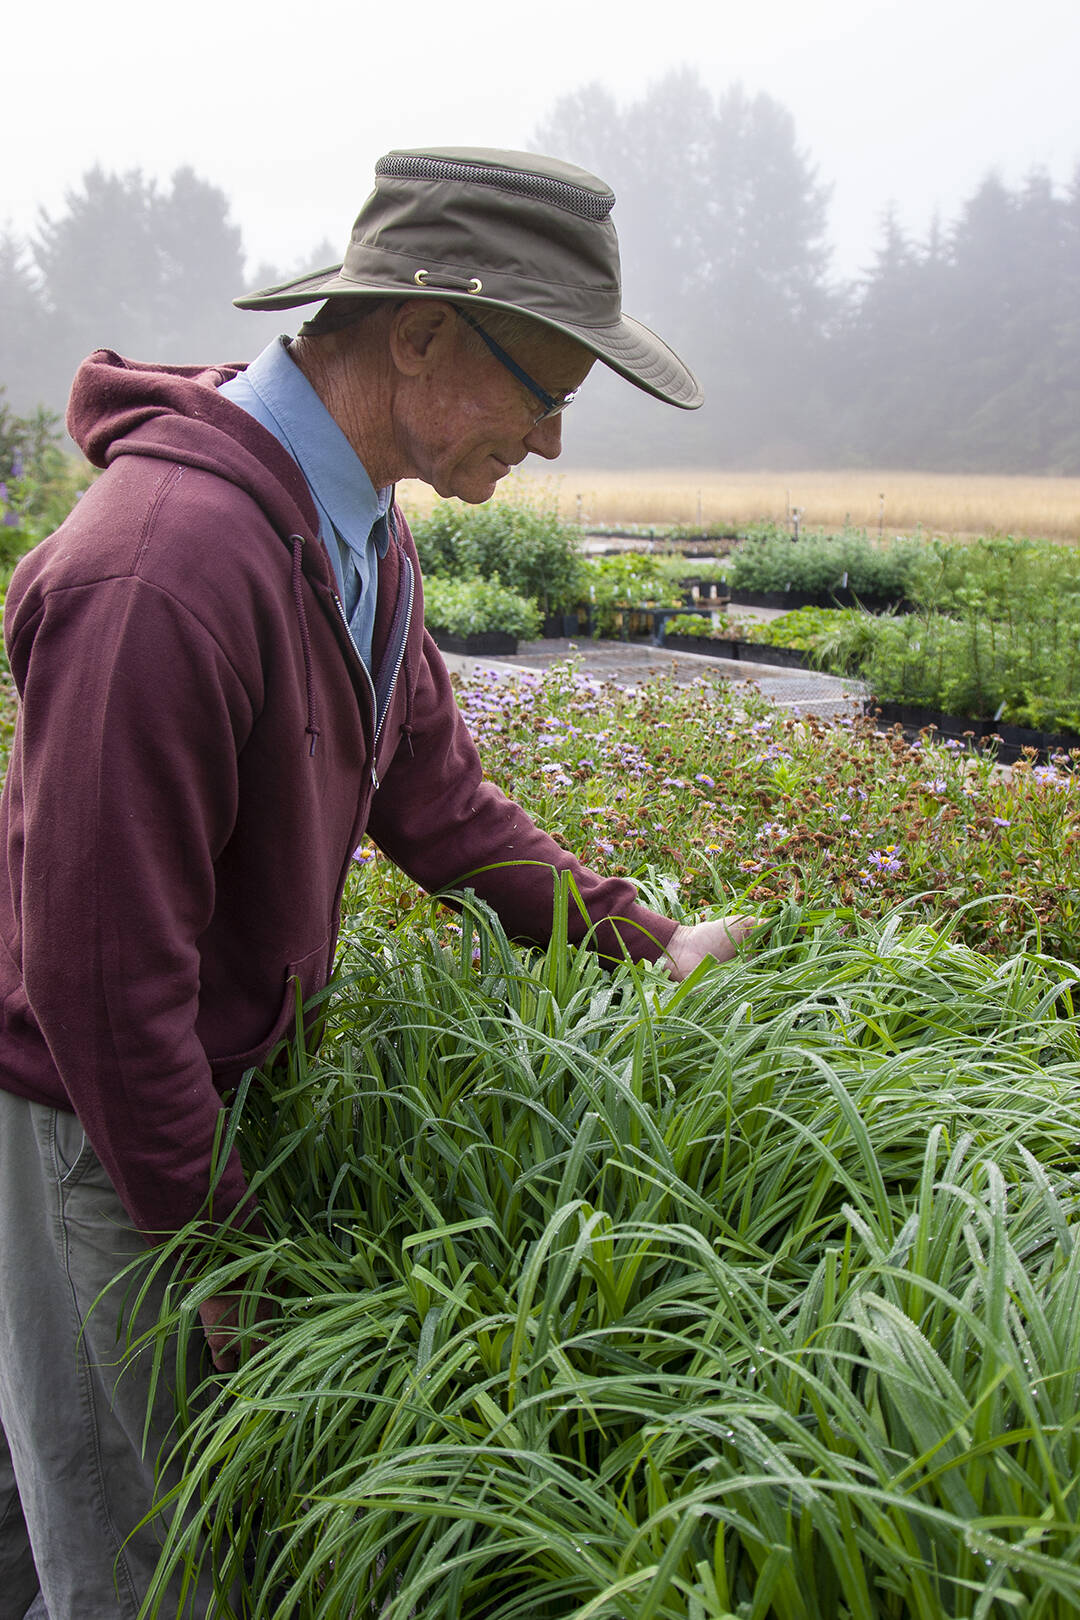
[0,351,676,1238]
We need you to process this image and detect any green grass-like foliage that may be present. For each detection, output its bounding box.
[138,895,1080,1618]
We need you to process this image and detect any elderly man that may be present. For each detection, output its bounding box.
[0,147,752,1618]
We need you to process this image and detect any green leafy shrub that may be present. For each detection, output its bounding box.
[737,604,851,650]
[409,495,585,617]
[657,555,730,590]
[422,575,541,640]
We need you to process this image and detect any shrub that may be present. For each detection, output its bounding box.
[422,575,541,640]
[408,495,585,617]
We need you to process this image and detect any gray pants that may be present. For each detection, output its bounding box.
[0,1089,224,1620]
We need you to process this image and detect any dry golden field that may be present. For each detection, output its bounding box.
[398,467,1080,542]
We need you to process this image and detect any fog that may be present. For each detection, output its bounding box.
[3,0,1078,472]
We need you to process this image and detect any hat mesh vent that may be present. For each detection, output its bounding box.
[376,154,614,221]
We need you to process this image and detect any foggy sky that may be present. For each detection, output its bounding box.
[5,0,1078,288]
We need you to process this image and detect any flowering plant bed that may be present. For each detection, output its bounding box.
[362,661,1080,966]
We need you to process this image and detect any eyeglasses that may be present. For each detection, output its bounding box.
[456,308,579,424]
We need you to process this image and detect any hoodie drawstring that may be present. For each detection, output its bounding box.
[290,535,321,757]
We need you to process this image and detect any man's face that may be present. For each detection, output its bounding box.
[401,315,595,504]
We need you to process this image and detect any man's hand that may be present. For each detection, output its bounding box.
[198,1291,273,1373]
[663,915,761,981]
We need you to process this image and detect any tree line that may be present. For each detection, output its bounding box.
[2,73,1077,474]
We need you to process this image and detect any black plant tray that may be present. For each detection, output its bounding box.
[871,701,996,739]
[734,643,813,670]
[662,634,742,660]
[869,701,1080,763]
[680,583,730,605]
[661,634,814,668]
[431,630,519,656]
[987,722,1080,764]
[541,613,583,639]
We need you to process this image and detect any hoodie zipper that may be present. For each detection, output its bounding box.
[369,554,415,788]
[328,549,415,790]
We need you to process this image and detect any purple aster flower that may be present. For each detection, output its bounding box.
[866,846,903,873]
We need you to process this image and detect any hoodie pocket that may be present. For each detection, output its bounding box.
[208,937,329,1081]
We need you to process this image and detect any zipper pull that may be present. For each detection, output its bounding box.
[371,763,380,791]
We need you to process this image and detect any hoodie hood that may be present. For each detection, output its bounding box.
[67,349,320,546]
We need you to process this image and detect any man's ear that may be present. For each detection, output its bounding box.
[390,300,455,376]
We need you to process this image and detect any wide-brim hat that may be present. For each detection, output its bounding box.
[234,147,703,410]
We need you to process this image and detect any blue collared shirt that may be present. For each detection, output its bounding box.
[218,337,391,673]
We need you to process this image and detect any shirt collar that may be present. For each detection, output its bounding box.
[238,336,391,559]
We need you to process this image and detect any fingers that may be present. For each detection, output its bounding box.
[664,914,764,980]
[198,1292,270,1373]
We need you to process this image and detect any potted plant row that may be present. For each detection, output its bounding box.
[855,610,1080,761]
[724,527,920,614]
[659,610,834,669]
[868,701,1080,763]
